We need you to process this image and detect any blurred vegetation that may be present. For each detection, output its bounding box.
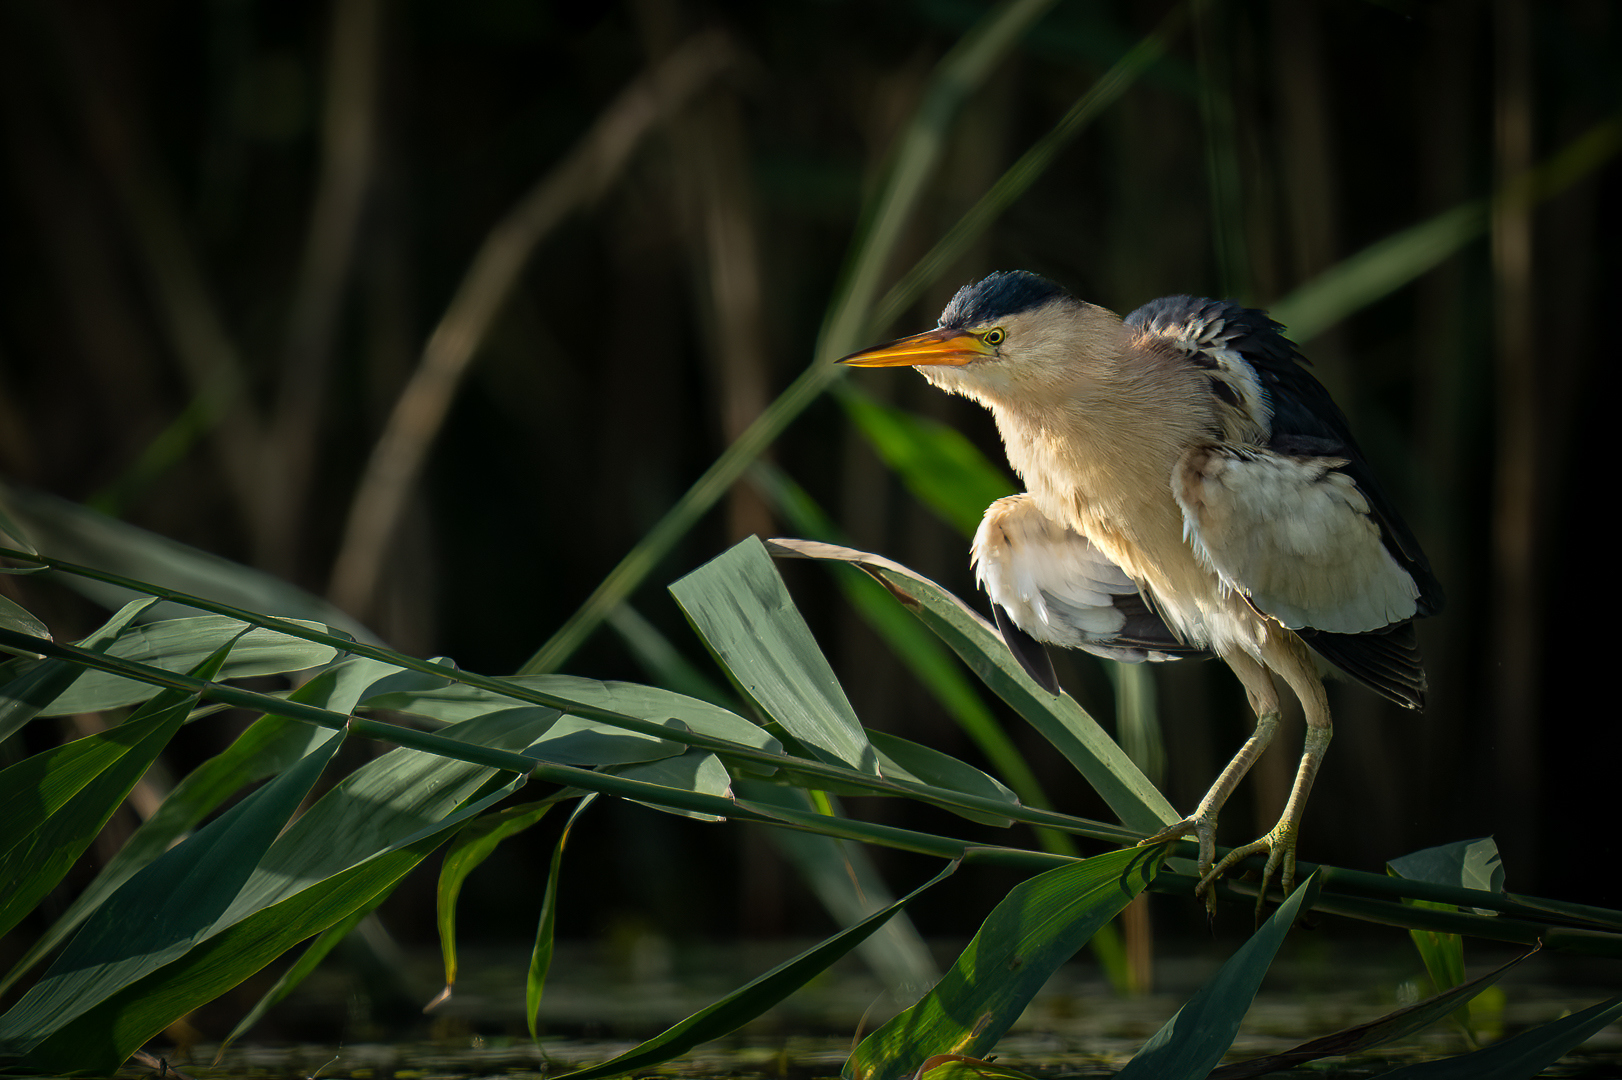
[1,0,1618,998]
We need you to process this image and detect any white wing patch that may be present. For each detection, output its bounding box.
[971,494,1140,647]
[1173,446,1420,633]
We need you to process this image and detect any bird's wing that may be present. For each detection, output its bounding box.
[1131,294,1443,631]
[972,494,1204,667]
[1173,444,1426,635]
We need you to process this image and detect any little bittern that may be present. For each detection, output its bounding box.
[841,271,1443,909]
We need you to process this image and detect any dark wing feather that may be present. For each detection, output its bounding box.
[992,604,1061,695]
[1136,296,1443,708]
[1298,623,1428,710]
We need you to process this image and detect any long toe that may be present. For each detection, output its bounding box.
[1202,823,1300,923]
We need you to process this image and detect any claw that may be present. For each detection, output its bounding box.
[1142,811,1304,922]
[1201,819,1300,923]
[1139,812,1220,916]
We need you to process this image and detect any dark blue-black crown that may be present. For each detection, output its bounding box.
[940,271,1069,329]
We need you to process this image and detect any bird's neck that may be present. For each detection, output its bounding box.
[983,358,1209,549]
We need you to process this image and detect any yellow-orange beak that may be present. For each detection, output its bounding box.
[838,328,993,368]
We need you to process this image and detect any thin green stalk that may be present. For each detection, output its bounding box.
[10,548,1622,949]
[0,607,1143,847]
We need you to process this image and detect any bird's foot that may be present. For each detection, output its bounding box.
[1202,821,1298,925]
[1139,813,1220,917]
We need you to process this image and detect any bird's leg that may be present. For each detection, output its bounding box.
[1140,651,1281,912]
[1204,640,1333,920]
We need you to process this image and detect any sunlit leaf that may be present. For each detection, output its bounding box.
[365,670,780,769]
[847,847,1162,1080]
[0,598,157,742]
[614,749,733,821]
[41,615,339,715]
[871,729,1017,827]
[671,537,877,774]
[755,464,1070,853]
[768,539,1176,837]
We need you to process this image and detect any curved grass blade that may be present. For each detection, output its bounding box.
[435,800,557,1004]
[671,537,877,774]
[553,859,960,1080]
[754,465,1070,853]
[768,539,1177,836]
[1113,874,1320,1080]
[41,614,338,715]
[0,634,228,943]
[17,777,523,1074]
[613,749,733,821]
[0,598,157,742]
[871,729,1017,828]
[1375,992,1622,1080]
[1208,946,1535,1079]
[0,715,344,1058]
[847,846,1163,1080]
[0,713,339,997]
[528,794,597,1041]
[0,594,45,639]
[1390,838,1507,1042]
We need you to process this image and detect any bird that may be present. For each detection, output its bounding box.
[839,270,1443,911]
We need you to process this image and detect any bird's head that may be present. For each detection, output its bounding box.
[840,271,1127,408]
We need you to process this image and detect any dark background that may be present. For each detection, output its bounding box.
[1,0,1617,959]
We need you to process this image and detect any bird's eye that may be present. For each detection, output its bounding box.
[984,327,1006,347]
